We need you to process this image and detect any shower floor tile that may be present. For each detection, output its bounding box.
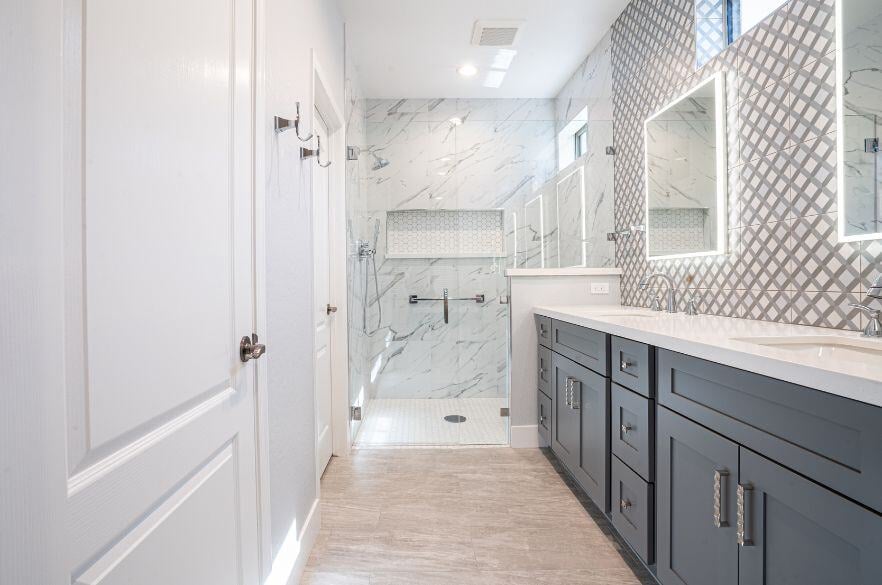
[355,398,508,447]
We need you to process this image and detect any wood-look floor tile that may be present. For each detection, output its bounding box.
[306,448,653,584]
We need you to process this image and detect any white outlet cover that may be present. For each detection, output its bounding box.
[590,282,610,295]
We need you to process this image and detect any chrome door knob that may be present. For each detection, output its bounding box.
[240,334,267,362]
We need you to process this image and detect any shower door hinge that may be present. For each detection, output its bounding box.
[351,406,363,421]
[866,138,880,153]
[499,295,510,305]
[500,407,510,417]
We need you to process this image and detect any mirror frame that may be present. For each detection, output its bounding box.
[643,73,728,261]
[836,0,882,243]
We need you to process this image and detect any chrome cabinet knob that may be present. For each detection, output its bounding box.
[620,499,632,511]
[620,359,633,370]
[620,423,633,434]
[240,334,267,362]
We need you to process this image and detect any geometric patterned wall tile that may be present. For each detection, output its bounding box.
[739,80,791,163]
[740,149,793,226]
[740,289,794,323]
[791,290,863,331]
[790,132,837,217]
[860,240,882,289]
[739,220,793,290]
[790,213,861,292]
[788,51,837,145]
[610,0,860,331]
[736,11,792,101]
[788,0,836,72]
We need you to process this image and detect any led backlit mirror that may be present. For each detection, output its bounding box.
[645,74,727,260]
[839,0,882,241]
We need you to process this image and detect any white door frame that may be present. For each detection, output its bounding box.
[310,51,352,472]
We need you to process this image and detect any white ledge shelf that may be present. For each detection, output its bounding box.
[506,268,623,277]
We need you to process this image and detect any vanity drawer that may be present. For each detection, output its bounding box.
[551,320,609,377]
[611,455,654,565]
[611,383,654,482]
[658,349,882,513]
[538,391,551,447]
[611,336,654,397]
[538,345,552,398]
[536,315,552,349]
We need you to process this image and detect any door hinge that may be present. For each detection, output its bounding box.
[500,407,510,417]
[351,406,363,421]
[866,138,880,153]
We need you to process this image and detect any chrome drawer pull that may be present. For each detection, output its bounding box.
[570,379,581,410]
[714,470,729,528]
[736,484,753,546]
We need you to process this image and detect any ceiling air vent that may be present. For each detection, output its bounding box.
[471,20,524,47]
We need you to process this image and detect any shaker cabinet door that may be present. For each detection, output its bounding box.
[657,407,738,585]
[738,449,882,585]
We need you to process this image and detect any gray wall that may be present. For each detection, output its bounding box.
[609,0,879,331]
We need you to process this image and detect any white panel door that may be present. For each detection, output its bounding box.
[314,110,334,475]
[63,0,259,583]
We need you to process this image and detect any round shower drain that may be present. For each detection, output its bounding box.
[444,415,467,423]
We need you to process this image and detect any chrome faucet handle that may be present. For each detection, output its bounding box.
[650,295,662,312]
[868,276,882,299]
[849,303,882,338]
[685,293,700,316]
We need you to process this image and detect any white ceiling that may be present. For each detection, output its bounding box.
[340,0,630,99]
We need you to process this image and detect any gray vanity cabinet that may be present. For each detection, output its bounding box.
[551,352,610,511]
[657,407,738,585]
[738,449,882,585]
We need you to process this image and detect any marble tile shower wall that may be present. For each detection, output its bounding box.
[362,98,556,400]
[611,0,881,331]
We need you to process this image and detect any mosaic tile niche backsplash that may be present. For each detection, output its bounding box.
[610,0,882,332]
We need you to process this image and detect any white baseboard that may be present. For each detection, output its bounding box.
[510,424,540,449]
[264,498,321,585]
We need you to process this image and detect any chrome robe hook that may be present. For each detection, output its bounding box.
[301,135,331,168]
[274,102,313,142]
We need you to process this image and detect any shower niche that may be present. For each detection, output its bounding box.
[385,209,506,259]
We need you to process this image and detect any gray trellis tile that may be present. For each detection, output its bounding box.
[790,213,861,292]
[739,220,792,290]
[728,165,742,228]
[792,290,863,331]
[860,240,882,290]
[790,132,837,218]
[788,51,836,144]
[736,10,792,101]
[739,80,790,163]
[788,0,836,72]
[739,149,793,226]
[740,290,794,323]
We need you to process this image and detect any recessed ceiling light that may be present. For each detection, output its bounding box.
[458,64,478,77]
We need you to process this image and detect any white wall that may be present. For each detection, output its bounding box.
[260,0,346,577]
[0,0,68,583]
[507,271,621,447]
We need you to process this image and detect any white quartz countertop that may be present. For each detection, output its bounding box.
[535,305,882,408]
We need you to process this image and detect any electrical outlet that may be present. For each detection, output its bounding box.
[590,282,610,295]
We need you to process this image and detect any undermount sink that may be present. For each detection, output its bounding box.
[594,312,659,318]
[730,335,882,363]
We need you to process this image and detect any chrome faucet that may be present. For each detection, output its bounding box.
[639,273,677,313]
[850,276,882,338]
